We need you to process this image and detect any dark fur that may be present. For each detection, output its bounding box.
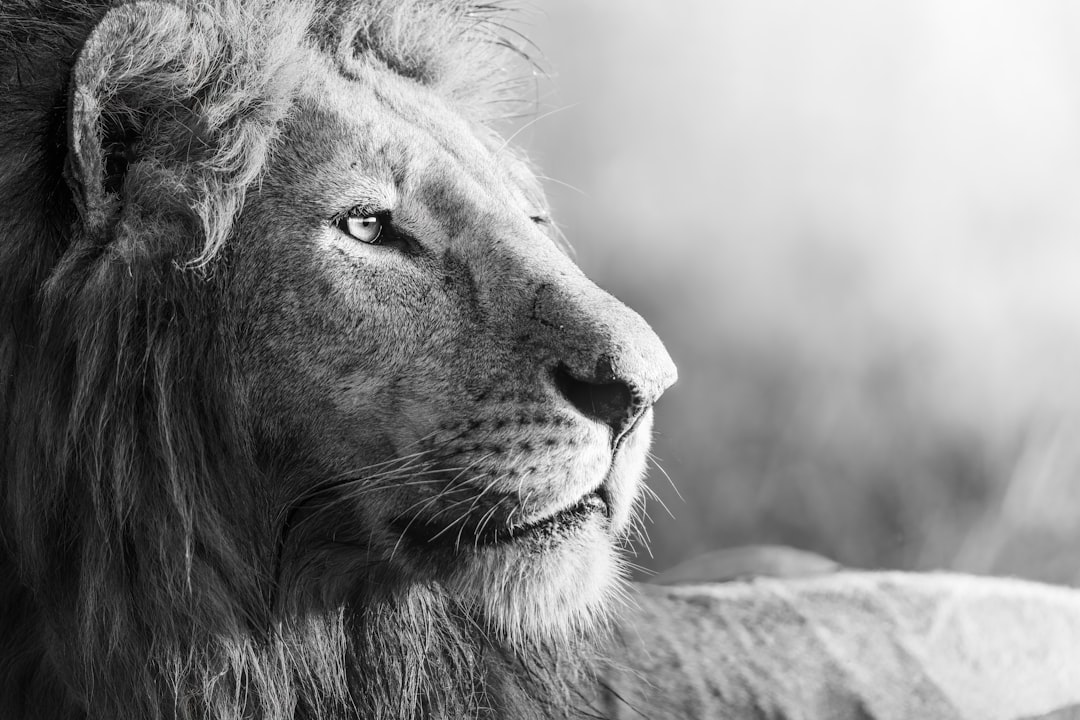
[0,2,596,718]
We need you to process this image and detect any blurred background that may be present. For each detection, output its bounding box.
[512,0,1080,583]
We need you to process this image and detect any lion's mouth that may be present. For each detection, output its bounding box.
[395,488,610,550]
[498,489,609,543]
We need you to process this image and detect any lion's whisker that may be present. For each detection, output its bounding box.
[279,462,475,539]
[469,480,511,550]
[294,477,451,521]
[628,501,654,557]
[455,462,504,519]
[277,451,441,524]
[640,482,675,521]
[337,467,469,499]
[387,458,493,562]
[422,509,472,548]
[287,455,457,520]
[421,478,493,528]
[647,452,684,503]
[323,446,438,484]
[624,561,656,578]
[410,454,498,529]
[392,479,475,528]
[472,505,502,548]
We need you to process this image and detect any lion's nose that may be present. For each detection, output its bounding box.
[553,360,638,442]
[532,281,677,447]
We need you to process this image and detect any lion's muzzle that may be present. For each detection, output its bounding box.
[527,266,678,446]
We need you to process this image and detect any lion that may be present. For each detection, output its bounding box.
[1,0,672,717]
[4,2,1080,720]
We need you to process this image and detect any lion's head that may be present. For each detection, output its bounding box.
[0,1,675,718]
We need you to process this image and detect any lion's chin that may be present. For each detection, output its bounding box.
[443,515,625,647]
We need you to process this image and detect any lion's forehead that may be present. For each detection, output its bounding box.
[261,61,537,240]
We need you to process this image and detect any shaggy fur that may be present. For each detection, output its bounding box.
[0,2,676,719]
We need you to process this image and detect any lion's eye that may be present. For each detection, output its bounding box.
[339,213,383,244]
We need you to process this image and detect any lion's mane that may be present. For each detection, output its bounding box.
[0,3,595,719]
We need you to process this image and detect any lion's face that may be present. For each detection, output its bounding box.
[231,59,676,639]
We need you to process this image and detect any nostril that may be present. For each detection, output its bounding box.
[552,364,636,438]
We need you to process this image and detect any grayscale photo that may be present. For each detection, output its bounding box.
[2,1,1079,718]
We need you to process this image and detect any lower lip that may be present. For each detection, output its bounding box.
[512,491,608,539]
[400,491,609,549]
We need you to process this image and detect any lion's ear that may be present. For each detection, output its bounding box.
[65,1,306,260]
[65,1,197,233]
